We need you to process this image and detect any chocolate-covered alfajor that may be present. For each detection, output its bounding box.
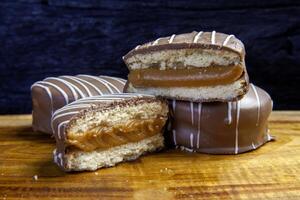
[31,75,126,134]
[123,31,249,102]
[51,94,168,171]
[167,84,274,154]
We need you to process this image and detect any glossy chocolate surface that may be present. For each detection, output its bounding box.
[123,31,245,61]
[166,84,274,154]
[31,75,126,134]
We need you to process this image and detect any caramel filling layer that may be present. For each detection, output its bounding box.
[67,117,166,152]
[128,65,244,87]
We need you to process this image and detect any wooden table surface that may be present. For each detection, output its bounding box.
[0,111,300,199]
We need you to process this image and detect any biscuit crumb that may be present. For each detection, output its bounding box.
[33,175,38,181]
[159,167,175,175]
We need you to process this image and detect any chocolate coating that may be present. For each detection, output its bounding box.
[31,75,126,134]
[166,84,274,154]
[123,31,245,62]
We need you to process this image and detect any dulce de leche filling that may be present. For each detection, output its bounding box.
[67,117,166,152]
[128,65,244,87]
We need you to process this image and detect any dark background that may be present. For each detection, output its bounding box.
[1,0,300,114]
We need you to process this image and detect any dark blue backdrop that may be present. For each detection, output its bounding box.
[1,0,300,113]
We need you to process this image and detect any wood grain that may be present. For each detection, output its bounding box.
[0,112,299,199]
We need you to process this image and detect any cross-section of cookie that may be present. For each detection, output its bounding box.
[51,94,169,171]
[123,31,249,102]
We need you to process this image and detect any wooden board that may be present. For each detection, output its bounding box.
[0,112,300,199]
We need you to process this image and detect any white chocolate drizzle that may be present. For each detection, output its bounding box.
[223,34,234,46]
[193,31,203,43]
[101,76,127,85]
[227,102,233,124]
[36,81,69,104]
[251,84,260,126]
[173,129,177,146]
[61,78,86,98]
[58,121,69,140]
[57,152,63,167]
[67,94,147,106]
[70,76,104,95]
[172,99,176,113]
[211,31,216,44]
[267,133,274,141]
[190,133,194,148]
[78,75,115,93]
[45,77,79,100]
[61,76,92,96]
[31,83,54,113]
[100,78,123,93]
[197,103,202,148]
[252,142,256,149]
[168,34,176,43]
[152,38,160,46]
[54,104,91,114]
[190,102,194,125]
[179,146,194,152]
[235,101,241,154]
[53,149,58,164]
[52,111,80,125]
